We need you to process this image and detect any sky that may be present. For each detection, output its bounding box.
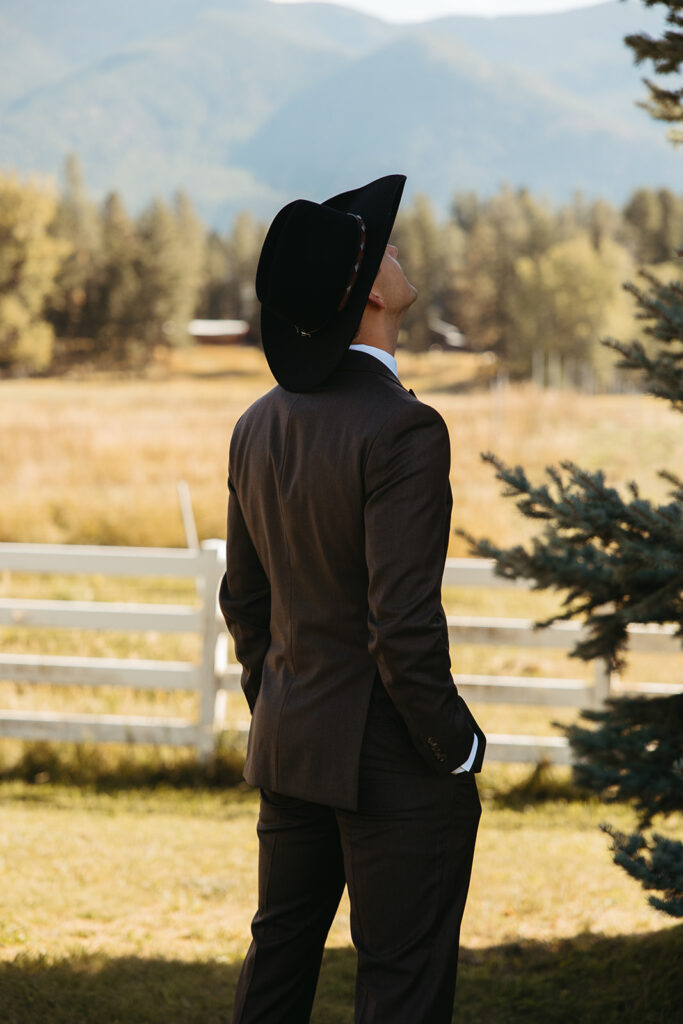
[271,0,614,22]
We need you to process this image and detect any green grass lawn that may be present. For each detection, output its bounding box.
[0,776,680,1024]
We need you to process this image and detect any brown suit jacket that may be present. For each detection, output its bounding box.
[219,349,486,810]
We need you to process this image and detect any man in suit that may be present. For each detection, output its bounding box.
[220,174,486,1024]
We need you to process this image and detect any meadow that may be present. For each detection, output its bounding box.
[1,346,681,1022]
[1,779,680,1024]
[2,344,681,553]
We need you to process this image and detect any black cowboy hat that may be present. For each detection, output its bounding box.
[255,174,406,392]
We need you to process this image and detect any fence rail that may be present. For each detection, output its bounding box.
[0,541,224,759]
[0,543,679,765]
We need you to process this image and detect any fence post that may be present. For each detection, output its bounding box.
[197,539,224,763]
[592,657,612,709]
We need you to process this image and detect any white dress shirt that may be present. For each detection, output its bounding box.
[348,342,478,775]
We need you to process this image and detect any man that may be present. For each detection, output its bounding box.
[220,174,486,1024]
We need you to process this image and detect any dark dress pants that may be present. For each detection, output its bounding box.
[232,683,481,1024]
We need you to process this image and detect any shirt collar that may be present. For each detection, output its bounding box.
[348,343,398,379]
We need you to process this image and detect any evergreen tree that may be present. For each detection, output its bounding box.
[591,197,630,253]
[48,153,102,355]
[624,187,667,262]
[623,187,683,263]
[449,186,556,372]
[134,195,205,359]
[460,0,683,917]
[93,191,145,363]
[224,211,267,340]
[392,194,464,351]
[624,0,683,142]
[173,189,206,318]
[197,230,233,320]
[657,187,683,257]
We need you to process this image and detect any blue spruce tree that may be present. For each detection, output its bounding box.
[460,0,683,918]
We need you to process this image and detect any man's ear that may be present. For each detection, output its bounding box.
[367,289,386,310]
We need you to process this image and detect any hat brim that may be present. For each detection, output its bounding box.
[261,174,406,392]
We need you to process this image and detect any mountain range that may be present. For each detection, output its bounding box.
[0,0,679,226]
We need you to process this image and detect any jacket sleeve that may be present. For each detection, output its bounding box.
[364,400,484,774]
[219,471,271,714]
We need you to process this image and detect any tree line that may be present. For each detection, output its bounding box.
[1,152,681,380]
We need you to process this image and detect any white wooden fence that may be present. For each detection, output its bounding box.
[0,542,679,765]
[0,541,224,760]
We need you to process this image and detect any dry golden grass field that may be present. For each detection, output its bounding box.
[2,344,680,694]
[2,344,681,553]
[0,344,680,749]
[1,343,681,734]
[1,346,681,1022]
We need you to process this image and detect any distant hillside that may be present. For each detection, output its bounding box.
[0,0,678,225]
[238,28,669,207]
[432,2,666,113]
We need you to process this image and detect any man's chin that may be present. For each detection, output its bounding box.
[395,286,418,323]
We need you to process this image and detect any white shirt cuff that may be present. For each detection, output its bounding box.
[451,733,478,774]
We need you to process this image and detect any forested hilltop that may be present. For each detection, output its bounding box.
[1,157,681,385]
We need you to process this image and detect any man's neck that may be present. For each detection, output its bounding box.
[352,316,400,360]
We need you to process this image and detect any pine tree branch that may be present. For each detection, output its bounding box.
[561,693,683,826]
[457,455,683,669]
[603,267,683,408]
[637,80,683,127]
[601,826,683,917]
[660,469,683,501]
[625,26,683,74]
[623,0,683,128]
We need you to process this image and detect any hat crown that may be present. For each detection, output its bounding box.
[257,174,406,392]
[256,200,363,334]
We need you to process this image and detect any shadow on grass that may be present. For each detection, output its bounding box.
[488,761,592,811]
[452,925,682,1023]
[1,927,680,1024]
[0,953,241,1024]
[2,745,594,810]
[0,740,247,793]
